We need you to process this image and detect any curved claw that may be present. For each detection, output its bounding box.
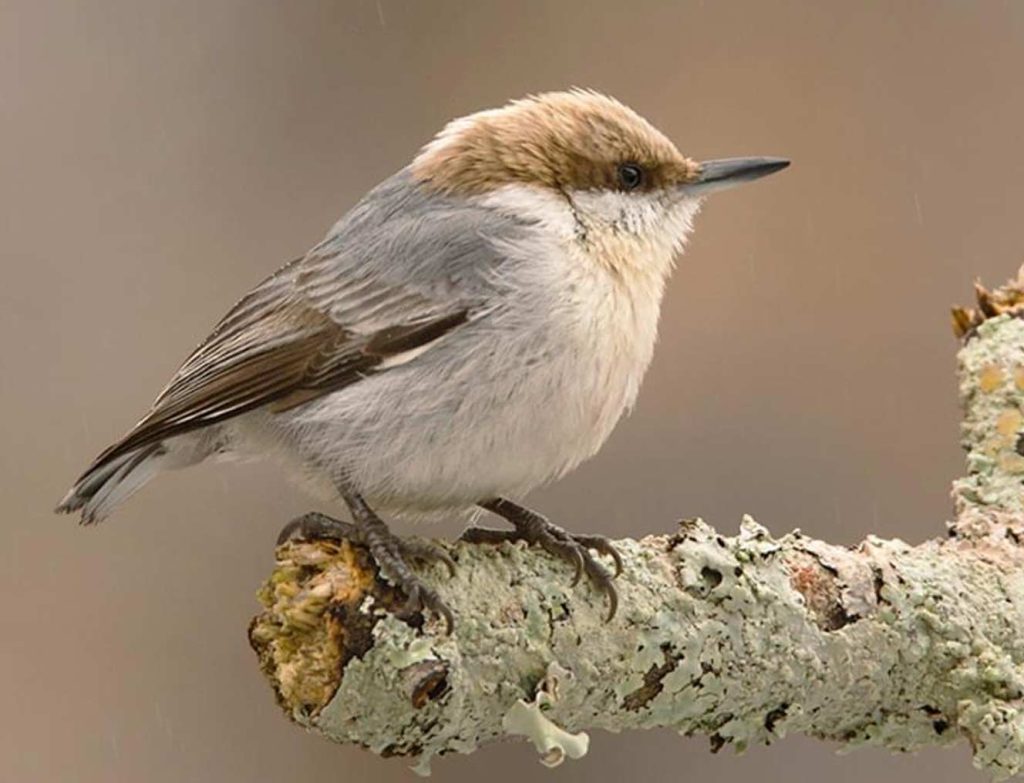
[398,582,455,635]
[422,589,456,635]
[609,547,624,578]
[276,518,303,546]
[576,546,619,621]
[533,524,585,586]
[565,545,585,586]
[436,549,457,578]
[573,534,624,578]
[399,582,422,619]
[403,539,457,577]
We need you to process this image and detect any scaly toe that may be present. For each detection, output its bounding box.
[276,512,359,545]
[459,526,518,545]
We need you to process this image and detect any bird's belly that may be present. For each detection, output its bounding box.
[234,237,666,519]
[243,311,654,518]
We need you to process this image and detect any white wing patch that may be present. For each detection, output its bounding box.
[375,334,452,370]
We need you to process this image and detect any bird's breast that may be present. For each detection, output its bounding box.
[551,240,668,441]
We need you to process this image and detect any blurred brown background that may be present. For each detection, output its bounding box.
[3,1,1023,781]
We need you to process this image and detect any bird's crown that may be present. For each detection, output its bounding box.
[411,89,699,196]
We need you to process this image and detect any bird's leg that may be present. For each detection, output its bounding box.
[276,499,456,633]
[346,492,456,633]
[463,497,623,620]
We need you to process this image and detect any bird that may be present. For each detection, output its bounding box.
[57,89,788,631]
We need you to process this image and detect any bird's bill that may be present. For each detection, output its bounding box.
[684,157,790,196]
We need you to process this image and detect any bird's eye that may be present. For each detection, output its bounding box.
[617,162,645,191]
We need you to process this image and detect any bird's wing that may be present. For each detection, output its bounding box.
[80,169,524,476]
[89,249,471,471]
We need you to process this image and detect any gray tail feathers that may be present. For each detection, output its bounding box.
[56,442,167,525]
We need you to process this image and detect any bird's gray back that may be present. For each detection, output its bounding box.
[305,168,530,310]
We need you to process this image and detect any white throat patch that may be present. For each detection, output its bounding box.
[476,183,700,283]
[567,188,700,280]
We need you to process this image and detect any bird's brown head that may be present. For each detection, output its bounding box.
[411,90,788,276]
[411,89,701,197]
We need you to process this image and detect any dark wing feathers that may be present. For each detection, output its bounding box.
[87,252,470,473]
[363,310,470,356]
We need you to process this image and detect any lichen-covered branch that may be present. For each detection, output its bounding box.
[250,269,1024,778]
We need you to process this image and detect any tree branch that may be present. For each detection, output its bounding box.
[249,268,1024,778]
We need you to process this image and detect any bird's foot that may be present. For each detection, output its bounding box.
[361,516,456,633]
[276,509,456,634]
[464,499,623,620]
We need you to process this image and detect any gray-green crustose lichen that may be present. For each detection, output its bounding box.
[954,315,1024,517]
[249,274,1024,779]
[252,516,1024,777]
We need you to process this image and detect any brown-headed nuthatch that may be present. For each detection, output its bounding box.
[58,90,789,630]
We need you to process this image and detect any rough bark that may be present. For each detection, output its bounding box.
[249,268,1024,778]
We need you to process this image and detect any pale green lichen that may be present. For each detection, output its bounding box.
[502,697,590,767]
[954,315,1024,517]
[257,518,1021,778]
[502,663,590,767]
[250,281,1024,779]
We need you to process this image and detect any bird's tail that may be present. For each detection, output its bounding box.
[56,442,168,525]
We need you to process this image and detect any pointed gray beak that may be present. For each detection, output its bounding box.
[685,157,790,196]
